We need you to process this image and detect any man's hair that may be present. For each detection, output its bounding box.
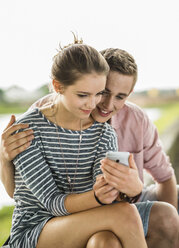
[100,48,138,89]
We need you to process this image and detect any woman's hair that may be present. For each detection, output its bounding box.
[51,36,109,86]
[100,48,138,87]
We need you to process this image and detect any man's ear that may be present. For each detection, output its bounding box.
[52,79,64,94]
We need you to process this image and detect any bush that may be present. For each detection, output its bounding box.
[0,205,14,246]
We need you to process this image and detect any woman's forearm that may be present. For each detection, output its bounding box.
[65,190,100,213]
[65,177,120,214]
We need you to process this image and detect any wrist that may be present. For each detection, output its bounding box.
[1,159,13,167]
[0,154,11,165]
[119,191,142,203]
[94,192,106,206]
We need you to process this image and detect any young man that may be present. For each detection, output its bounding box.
[92,48,178,210]
[1,48,179,247]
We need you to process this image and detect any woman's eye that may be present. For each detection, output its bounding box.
[77,94,87,98]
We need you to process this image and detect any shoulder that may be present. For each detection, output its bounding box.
[16,108,39,123]
[112,101,151,128]
[94,121,117,139]
[16,108,45,128]
[95,121,116,132]
[123,101,148,119]
[93,122,118,150]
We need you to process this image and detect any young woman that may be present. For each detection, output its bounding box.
[1,41,148,248]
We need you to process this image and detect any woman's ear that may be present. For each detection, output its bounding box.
[52,79,64,94]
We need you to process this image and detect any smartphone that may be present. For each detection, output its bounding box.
[106,151,130,166]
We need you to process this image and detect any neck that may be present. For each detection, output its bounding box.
[41,97,95,130]
[55,113,94,131]
[53,102,84,131]
[55,112,82,131]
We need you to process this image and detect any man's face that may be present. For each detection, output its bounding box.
[91,71,134,122]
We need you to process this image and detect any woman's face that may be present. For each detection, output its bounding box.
[59,73,106,120]
[91,71,134,123]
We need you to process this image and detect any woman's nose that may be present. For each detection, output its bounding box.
[86,97,96,110]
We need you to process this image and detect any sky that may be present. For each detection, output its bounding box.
[0,0,179,92]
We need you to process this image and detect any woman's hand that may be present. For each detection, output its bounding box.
[100,154,143,197]
[1,115,34,161]
[93,175,119,205]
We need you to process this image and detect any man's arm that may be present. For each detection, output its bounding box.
[0,115,34,197]
[0,159,15,198]
[0,94,53,197]
[156,175,178,209]
[142,113,178,209]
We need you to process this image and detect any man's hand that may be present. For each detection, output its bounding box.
[93,175,119,204]
[0,115,34,161]
[100,154,143,197]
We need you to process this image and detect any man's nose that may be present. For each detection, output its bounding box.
[102,96,113,110]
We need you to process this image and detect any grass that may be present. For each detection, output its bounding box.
[0,103,28,114]
[0,205,14,246]
[153,102,179,134]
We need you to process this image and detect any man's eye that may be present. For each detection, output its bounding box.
[97,91,105,96]
[116,96,124,100]
[101,91,109,96]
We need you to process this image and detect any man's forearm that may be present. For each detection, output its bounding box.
[156,175,178,209]
[0,159,15,198]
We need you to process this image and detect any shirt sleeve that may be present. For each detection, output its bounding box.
[143,114,174,183]
[13,125,69,217]
[92,124,118,181]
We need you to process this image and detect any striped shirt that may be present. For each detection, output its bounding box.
[10,108,118,248]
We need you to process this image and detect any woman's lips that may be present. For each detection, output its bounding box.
[97,107,112,117]
[81,109,92,115]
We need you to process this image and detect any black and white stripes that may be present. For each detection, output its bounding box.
[10,108,117,247]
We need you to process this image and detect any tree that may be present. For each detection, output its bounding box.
[0,88,5,102]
